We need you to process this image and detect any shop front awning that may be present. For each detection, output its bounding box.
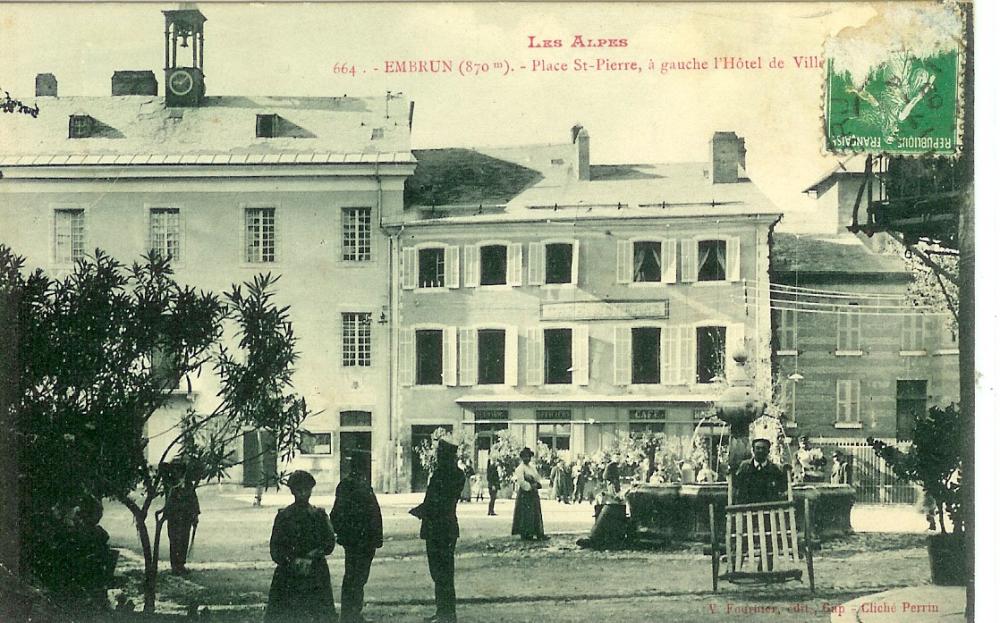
[454,393,717,405]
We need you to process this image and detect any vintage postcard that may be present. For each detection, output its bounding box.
[0,2,981,622]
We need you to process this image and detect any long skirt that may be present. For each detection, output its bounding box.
[264,559,336,623]
[511,489,545,539]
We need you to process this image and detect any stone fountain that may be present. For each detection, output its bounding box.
[626,349,855,543]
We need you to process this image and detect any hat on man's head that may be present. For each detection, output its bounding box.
[519,447,534,459]
[751,437,772,447]
[286,470,316,490]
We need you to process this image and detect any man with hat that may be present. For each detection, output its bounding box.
[265,470,337,623]
[795,435,827,483]
[409,439,465,623]
[732,438,787,504]
[331,453,383,623]
[161,460,200,575]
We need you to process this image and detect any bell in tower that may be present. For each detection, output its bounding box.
[163,6,207,107]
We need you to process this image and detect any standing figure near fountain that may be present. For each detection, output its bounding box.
[732,438,787,504]
[795,435,827,483]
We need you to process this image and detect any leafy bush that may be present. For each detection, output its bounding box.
[415,427,474,478]
[869,403,963,534]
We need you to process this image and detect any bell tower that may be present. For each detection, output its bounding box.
[162,7,206,107]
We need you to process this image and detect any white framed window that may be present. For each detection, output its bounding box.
[299,431,333,455]
[526,325,588,386]
[836,379,861,425]
[342,312,372,367]
[342,207,372,262]
[53,207,86,264]
[527,240,579,286]
[463,242,523,288]
[900,313,927,352]
[459,326,518,386]
[402,244,460,290]
[613,326,662,385]
[679,236,741,283]
[244,206,277,263]
[148,207,182,262]
[777,309,798,353]
[537,422,571,451]
[400,326,457,386]
[616,238,677,284]
[837,303,861,352]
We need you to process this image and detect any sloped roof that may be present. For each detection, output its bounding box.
[802,155,868,194]
[396,147,781,225]
[772,232,907,275]
[0,94,413,165]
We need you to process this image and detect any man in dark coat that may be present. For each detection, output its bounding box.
[410,439,465,623]
[486,458,501,516]
[162,461,200,575]
[603,455,622,495]
[733,438,787,504]
[265,470,337,623]
[331,454,383,623]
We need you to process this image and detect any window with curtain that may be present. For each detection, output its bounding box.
[632,240,662,282]
[697,240,726,281]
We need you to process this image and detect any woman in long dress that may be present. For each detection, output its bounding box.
[265,470,337,623]
[511,447,547,540]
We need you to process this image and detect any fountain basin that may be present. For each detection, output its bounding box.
[626,482,855,542]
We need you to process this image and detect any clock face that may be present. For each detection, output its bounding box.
[169,70,194,96]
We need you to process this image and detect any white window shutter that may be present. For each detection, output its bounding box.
[727,236,741,281]
[680,239,697,283]
[613,326,631,385]
[442,326,458,386]
[507,243,523,286]
[725,323,745,381]
[571,240,581,285]
[445,246,461,289]
[464,246,479,288]
[616,240,631,284]
[527,243,544,285]
[659,326,671,384]
[504,326,518,386]
[679,325,695,384]
[526,328,543,386]
[458,327,476,386]
[399,328,415,386]
[402,248,417,290]
[572,325,589,385]
[662,239,678,284]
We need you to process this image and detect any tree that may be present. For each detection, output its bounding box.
[2,246,311,612]
[869,404,963,534]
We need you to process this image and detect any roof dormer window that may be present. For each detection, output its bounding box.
[68,115,95,139]
[256,114,279,138]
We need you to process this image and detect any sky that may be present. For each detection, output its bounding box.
[0,2,890,226]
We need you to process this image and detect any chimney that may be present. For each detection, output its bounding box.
[709,131,744,184]
[572,124,590,181]
[35,73,57,97]
[112,71,158,96]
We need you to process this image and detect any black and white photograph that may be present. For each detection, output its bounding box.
[0,2,990,621]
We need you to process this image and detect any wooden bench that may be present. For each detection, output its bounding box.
[709,478,815,592]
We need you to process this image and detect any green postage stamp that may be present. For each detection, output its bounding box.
[824,3,964,156]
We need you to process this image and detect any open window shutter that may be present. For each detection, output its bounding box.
[402,248,417,290]
[727,236,741,281]
[458,328,476,386]
[852,381,861,421]
[504,326,518,386]
[527,243,544,285]
[660,326,672,384]
[680,240,697,283]
[507,243,523,286]
[616,240,631,284]
[526,328,543,386]
[443,326,458,385]
[679,325,695,384]
[571,240,581,285]
[399,328,415,386]
[445,246,461,289]
[725,323,746,381]
[662,239,678,284]
[464,246,479,288]
[613,326,631,385]
[572,325,589,385]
